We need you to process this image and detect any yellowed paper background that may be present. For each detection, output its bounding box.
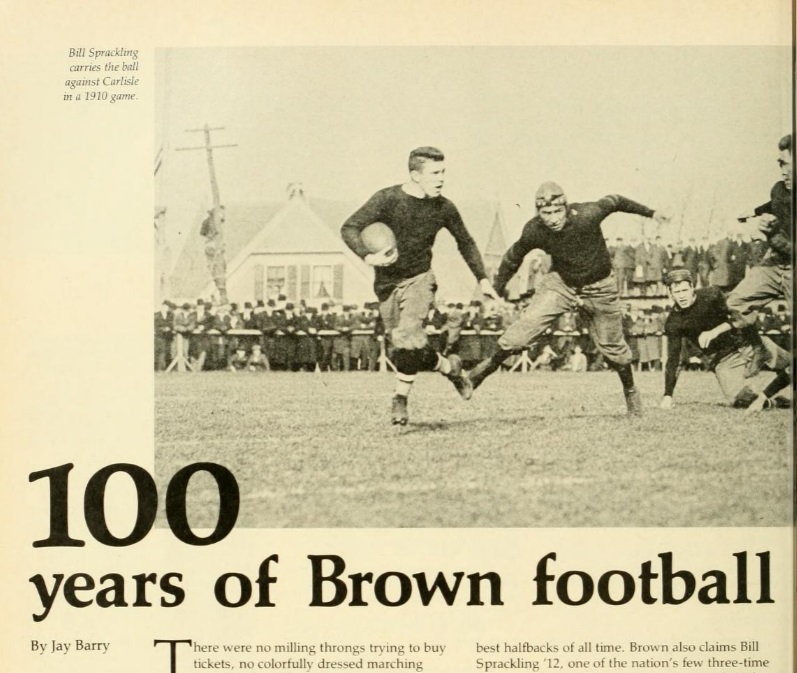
[2,1,793,671]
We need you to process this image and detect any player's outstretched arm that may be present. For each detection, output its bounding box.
[445,206,489,283]
[492,225,538,298]
[479,278,499,300]
[597,195,663,219]
[661,334,683,409]
[652,209,671,225]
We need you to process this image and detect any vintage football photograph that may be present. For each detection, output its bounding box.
[153,47,792,528]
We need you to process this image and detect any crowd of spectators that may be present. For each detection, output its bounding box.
[155,285,790,375]
[155,227,788,374]
[606,232,768,297]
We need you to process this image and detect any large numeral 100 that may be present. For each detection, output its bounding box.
[29,463,239,547]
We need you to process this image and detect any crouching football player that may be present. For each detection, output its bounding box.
[660,268,790,412]
[466,182,669,415]
[341,146,498,425]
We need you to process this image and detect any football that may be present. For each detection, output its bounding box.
[360,222,396,254]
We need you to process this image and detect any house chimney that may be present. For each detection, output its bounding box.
[287,182,305,200]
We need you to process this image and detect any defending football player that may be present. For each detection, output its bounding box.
[725,134,793,377]
[660,268,790,412]
[466,182,669,415]
[341,147,498,425]
[728,134,792,317]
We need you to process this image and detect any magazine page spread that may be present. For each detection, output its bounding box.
[2,2,794,672]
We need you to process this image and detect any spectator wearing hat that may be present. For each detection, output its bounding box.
[271,301,296,371]
[669,241,685,269]
[423,304,446,353]
[368,304,384,372]
[226,302,242,326]
[266,297,288,370]
[257,300,278,364]
[681,239,700,285]
[171,302,197,363]
[555,309,579,363]
[635,237,666,297]
[236,301,259,353]
[209,303,232,370]
[620,303,638,368]
[332,304,356,371]
[653,237,670,292]
[154,300,174,371]
[612,236,635,296]
[459,301,483,368]
[240,302,255,328]
[478,304,504,362]
[439,303,464,356]
[645,305,665,371]
[626,305,646,371]
[313,303,336,372]
[236,301,258,351]
[350,305,377,371]
[189,300,213,370]
[221,302,245,357]
[293,304,318,372]
[251,299,266,349]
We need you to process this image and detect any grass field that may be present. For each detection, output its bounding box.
[155,369,793,528]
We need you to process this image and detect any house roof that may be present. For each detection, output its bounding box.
[168,201,285,300]
[167,194,511,303]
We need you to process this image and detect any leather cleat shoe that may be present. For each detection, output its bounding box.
[732,385,758,408]
[624,388,643,416]
[468,359,492,392]
[744,393,772,415]
[444,354,473,400]
[391,395,409,425]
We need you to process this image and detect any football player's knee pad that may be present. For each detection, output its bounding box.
[418,346,440,371]
[393,347,439,374]
[392,348,420,375]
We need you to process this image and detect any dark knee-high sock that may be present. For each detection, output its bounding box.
[614,362,636,391]
[471,349,511,389]
[762,369,791,399]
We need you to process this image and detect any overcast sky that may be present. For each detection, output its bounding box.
[155,46,791,254]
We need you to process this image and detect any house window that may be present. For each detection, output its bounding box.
[254,264,264,301]
[286,266,298,300]
[266,266,286,299]
[300,265,311,300]
[333,264,343,299]
[312,265,333,300]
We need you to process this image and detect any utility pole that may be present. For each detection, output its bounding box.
[176,125,237,304]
